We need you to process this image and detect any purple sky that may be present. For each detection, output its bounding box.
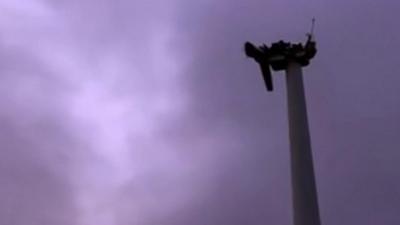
[1,1,399,225]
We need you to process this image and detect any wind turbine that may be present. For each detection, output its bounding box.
[245,19,321,225]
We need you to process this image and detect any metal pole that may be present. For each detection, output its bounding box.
[286,61,321,225]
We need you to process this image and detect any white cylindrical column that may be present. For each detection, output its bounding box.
[286,61,321,225]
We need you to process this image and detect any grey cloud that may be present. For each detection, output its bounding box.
[0,45,79,224]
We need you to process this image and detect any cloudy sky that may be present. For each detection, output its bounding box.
[0,1,399,225]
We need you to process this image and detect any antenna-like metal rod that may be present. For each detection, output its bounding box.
[311,18,316,35]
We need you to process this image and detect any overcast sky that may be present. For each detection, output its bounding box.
[0,1,399,225]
